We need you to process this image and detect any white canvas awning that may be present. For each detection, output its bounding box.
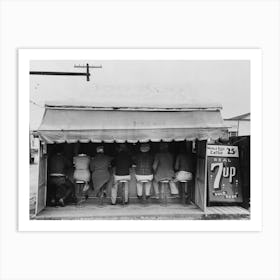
[38,105,228,144]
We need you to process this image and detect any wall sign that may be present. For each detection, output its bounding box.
[207,145,243,203]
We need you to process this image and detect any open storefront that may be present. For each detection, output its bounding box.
[34,103,250,219]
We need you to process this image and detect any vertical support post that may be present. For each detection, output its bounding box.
[44,144,48,208]
[35,142,47,215]
[204,142,208,214]
[142,182,146,205]
[237,120,240,136]
[181,182,186,205]
[122,182,126,206]
[165,183,167,206]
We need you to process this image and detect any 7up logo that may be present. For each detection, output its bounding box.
[210,163,236,190]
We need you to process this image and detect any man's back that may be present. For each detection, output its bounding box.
[49,153,70,175]
[114,151,132,176]
[134,152,153,175]
[175,153,193,172]
[90,154,112,172]
[153,152,174,181]
[155,152,173,171]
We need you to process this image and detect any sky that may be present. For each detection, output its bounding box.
[30,60,250,130]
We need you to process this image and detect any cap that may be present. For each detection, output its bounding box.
[140,143,150,153]
[96,146,104,153]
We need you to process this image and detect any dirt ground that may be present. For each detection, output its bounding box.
[30,163,38,215]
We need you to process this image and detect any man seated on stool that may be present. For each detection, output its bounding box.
[152,142,179,199]
[134,143,154,200]
[174,145,194,203]
[111,144,132,205]
[73,153,91,199]
[48,145,76,207]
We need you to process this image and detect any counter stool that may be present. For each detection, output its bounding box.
[159,180,169,207]
[179,180,187,205]
[139,180,150,206]
[98,189,105,207]
[118,180,128,206]
[75,180,86,205]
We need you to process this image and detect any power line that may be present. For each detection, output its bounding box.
[30,63,102,82]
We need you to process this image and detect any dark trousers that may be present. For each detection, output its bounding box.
[48,176,75,203]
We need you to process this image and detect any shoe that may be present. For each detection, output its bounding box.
[137,195,142,200]
[85,194,89,200]
[58,198,65,207]
[111,202,116,206]
[50,199,56,207]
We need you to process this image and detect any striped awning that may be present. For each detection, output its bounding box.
[37,106,228,144]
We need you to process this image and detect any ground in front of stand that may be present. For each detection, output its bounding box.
[32,199,250,220]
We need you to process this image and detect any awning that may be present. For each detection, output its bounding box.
[38,106,228,144]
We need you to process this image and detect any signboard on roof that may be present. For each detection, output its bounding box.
[207,145,243,203]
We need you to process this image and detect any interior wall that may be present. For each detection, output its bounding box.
[46,141,196,200]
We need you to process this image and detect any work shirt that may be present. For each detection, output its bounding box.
[73,155,91,182]
[90,154,113,190]
[73,155,90,170]
[175,153,193,172]
[113,151,132,176]
[134,152,154,175]
[153,152,175,181]
[49,153,71,175]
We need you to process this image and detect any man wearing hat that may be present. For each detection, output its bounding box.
[134,143,154,200]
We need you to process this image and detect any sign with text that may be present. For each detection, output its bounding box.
[207,145,239,157]
[207,145,243,203]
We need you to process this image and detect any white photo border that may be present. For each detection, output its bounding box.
[19,48,262,232]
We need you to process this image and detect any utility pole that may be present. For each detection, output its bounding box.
[73,64,102,81]
[30,63,102,82]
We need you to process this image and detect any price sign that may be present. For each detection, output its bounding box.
[207,145,243,203]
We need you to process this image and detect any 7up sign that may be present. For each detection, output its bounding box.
[207,145,243,203]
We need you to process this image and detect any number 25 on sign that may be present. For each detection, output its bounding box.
[210,163,236,189]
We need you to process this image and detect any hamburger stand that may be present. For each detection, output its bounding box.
[33,102,250,219]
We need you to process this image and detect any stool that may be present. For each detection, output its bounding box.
[139,180,150,206]
[119,180,128,206]
[75,180,86,205]
[179,180,188,205]
[98,188,105,207]
[159,180,169,207]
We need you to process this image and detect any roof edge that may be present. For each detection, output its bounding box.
[225,112,250,120]
[44,104,223,111]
